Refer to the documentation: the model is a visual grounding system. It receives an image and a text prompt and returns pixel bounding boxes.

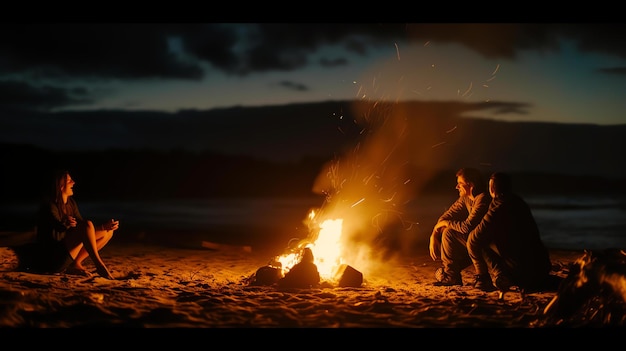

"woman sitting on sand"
[22,170,119,279]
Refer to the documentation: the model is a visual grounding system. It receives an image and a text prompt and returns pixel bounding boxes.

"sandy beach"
[0,227,605,330]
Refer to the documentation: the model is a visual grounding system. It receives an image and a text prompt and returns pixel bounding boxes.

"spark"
[403,179,411,184]
[486,76,496,82]
[431,141,446,148]
[381,192,396,202]
[483,84,489,88]
[356,85,364,98]
[491,64,500,76]
[446,126,457,133]
[461,82,473,98]
[403,221,417,231]
[395,42,401,61]
[351,198,365,208]
[424,41,430,47]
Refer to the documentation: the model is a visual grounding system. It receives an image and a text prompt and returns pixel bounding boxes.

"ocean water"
[2,194,625,251]
[526,195,626,250]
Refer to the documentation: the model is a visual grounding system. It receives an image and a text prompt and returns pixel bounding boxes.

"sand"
[0,229,600,330]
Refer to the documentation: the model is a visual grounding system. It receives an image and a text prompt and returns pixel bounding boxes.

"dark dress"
[14,198,80,273]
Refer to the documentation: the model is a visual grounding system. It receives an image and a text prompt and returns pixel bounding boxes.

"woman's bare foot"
[65,264,93,277]
[95,265,115,280]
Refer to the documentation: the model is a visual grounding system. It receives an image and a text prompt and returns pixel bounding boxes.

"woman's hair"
[456,167,487,196]
[48,169,70,213]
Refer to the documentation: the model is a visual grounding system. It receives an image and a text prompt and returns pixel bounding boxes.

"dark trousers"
[440,227,471,278]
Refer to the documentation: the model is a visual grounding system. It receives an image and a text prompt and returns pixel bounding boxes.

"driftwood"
[0,230,36,247]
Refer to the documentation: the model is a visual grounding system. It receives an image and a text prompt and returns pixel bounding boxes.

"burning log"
[334,264,363,287]
[249,256,283,286]
[251,265,283,286]
[278,247,320,289]
[543,248,626,326]
[249,212,365,288]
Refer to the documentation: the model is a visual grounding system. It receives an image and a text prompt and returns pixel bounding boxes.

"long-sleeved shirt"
[36,197,84,243]
[472,193,548,262]
[469,192,551,279]
[436,192,491,235]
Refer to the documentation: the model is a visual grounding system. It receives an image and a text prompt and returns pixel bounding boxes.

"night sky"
[1,23,625,158]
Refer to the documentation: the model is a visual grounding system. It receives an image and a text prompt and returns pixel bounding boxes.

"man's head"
[489,172,513,198]
[455,167,486,198]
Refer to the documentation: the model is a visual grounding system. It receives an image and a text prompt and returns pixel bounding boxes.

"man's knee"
[441,228,463,243]
[466,233,481,252]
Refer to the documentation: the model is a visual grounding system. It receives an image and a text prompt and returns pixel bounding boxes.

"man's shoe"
[433,267,462,286]
[473,274,496,291]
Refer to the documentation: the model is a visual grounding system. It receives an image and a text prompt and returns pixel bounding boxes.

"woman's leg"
[72,223,114,269]
[64,220,114,279]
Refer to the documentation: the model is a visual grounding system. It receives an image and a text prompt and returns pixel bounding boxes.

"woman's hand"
[66,216,77,228]
[103,219,120,231]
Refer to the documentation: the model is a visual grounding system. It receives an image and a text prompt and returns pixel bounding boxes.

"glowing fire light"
[277,211,345,280]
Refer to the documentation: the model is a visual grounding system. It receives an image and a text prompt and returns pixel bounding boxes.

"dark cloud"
[479,101,531,115]
[0,23,624,112]
[2,23,624,82]
[0,23,203,80]
[319,57,348,68]
[0,80,92,110]
[556,23,626,59]
[277,81,309,92]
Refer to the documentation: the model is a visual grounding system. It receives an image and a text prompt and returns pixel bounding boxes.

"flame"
[276,211,345,281]
[310,218,344,277]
